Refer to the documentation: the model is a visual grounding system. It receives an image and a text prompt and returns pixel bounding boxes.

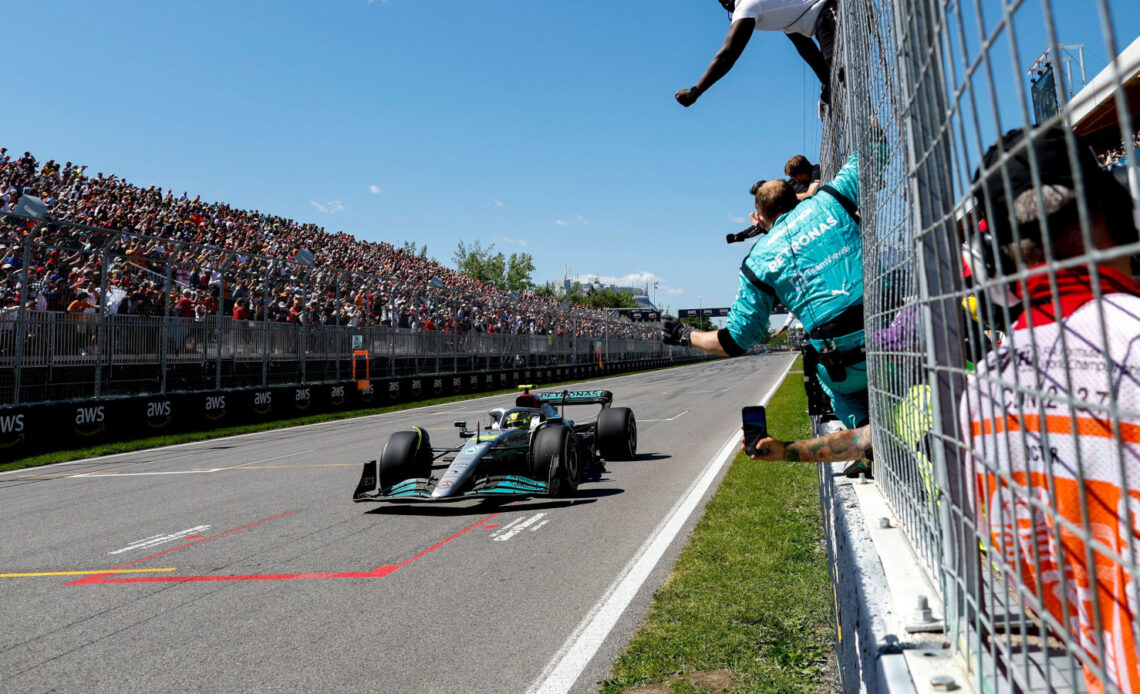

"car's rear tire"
[531,424,580,497]
[596,407,637,461]
[378,428,432,488]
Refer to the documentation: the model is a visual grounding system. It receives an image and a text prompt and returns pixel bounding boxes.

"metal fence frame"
[829,0,1140,691]
[0,215,694,405]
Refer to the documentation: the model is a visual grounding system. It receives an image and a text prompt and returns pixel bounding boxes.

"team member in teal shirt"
[663,151,868,429]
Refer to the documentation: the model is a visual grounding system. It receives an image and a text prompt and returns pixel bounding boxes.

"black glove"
[661,316,692,346]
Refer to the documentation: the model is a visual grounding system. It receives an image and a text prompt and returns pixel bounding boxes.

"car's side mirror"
[454,420,467,428]
[455,420,474,439]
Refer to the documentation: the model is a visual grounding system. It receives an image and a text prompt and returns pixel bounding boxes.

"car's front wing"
[353,460,549,503]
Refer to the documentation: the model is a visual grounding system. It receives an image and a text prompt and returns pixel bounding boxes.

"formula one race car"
[353,386,637,503]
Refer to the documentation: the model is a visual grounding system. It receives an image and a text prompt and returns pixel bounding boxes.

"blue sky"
[3,1,1137,313]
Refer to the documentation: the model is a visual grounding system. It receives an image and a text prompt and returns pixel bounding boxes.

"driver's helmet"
[503,411,530,430]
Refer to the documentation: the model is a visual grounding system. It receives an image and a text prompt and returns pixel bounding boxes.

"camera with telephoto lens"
[726,224,765,244]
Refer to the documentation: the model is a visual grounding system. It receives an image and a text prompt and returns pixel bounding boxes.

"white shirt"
[958,292,1140,689]
[732,0,829,36]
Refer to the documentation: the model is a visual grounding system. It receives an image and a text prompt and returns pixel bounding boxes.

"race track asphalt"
[0,353,796,694]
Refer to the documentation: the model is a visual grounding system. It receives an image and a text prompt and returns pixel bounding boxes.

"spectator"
[1096,127,1140,169]
[232,297,251,321]
[675,0,838,108]
[0,146,659,342]
[663,149,868,430]
[784,154,821,200]
[964,125,1140,692]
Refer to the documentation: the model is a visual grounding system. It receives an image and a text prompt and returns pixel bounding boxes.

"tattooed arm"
[745,425,872,463]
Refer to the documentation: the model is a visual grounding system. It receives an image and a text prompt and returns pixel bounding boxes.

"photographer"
[785,155,822,200]
[663,150,868,430]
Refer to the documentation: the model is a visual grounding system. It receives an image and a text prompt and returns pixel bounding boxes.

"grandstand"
[1069,34,1140,168]
[0,150,681,407]
[0,151,653,340]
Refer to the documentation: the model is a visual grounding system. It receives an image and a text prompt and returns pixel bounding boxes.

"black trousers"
[787,0,837,88]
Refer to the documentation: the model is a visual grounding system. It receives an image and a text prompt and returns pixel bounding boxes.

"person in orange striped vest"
[962,125,1140,693]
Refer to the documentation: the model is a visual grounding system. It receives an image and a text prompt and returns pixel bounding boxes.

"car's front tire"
[531,424,580,497]
[378,427,433,488]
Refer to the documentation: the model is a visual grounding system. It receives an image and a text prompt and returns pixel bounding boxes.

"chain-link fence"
[0,213,693,405]
[827,0,1139,691]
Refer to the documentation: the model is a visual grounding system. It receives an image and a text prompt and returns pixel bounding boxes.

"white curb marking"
[109,525,211,555]
[525,355,795,694]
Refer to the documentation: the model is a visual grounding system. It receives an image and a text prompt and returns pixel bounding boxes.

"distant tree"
[505,252,535,292]
[681,316,715,331]
[453,240,534,291]
[559,284,640,310]
[533,281,558,298]
[400,240,429,259]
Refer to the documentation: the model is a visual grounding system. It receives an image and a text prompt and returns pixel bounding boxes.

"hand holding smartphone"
[741,406,768,455]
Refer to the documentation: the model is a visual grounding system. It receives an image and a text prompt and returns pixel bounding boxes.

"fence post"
[94,242,113,398]
[12,221,44,405]
[299,283,307,383]
[160,261,172,393]
[891,0,975,643]
[260,270,270,387]
[334,272,342,381]
[216,254,233,390]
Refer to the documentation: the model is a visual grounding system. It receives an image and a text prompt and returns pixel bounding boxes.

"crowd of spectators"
[0,148,654,341]
[1097,128,1140,168]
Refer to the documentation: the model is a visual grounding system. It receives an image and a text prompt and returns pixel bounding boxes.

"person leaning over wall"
[675,0,839,108]
[785,155,822,200]
[662,148,868,433]
[963,124,1139,693]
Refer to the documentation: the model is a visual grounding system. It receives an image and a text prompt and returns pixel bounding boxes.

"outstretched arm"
[676,18,755,107]
[746,425,872,462]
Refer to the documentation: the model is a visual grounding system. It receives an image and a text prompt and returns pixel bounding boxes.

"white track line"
[525,355,795,694]
[639,410,688,423]
[66,450,315,478]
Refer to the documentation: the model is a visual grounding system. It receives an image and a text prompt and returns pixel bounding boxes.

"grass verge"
[600,357,838,693]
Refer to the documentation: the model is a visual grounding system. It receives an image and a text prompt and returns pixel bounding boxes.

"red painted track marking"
[70,513,499,585]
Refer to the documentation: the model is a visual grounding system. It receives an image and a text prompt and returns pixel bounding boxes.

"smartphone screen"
[742,406,767,454]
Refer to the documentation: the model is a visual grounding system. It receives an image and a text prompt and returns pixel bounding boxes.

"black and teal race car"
[352,386,637,503]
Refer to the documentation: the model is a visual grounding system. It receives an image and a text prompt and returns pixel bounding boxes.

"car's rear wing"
[536,389,613,406]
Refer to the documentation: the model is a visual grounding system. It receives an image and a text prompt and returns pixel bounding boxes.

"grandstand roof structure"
[1069,35,1140,138]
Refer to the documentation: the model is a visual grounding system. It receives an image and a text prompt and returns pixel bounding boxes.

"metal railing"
[828,0,1139,691]
[0,215,693,405]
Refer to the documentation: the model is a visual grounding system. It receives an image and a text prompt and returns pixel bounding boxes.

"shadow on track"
[363,487,624,516]
[631,452,670,461]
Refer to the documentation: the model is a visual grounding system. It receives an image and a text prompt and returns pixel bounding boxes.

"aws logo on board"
[0,413,25,448]
[295,388,312,411]
[74,406,106,437]
[359,385,375,404]
[329,385,345,407]
[204,395,227,421]
[411,379,423,397]
[145,400,172,430]
[432,378,444,395]
[387,381,400,401]
[253,391,273,415]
